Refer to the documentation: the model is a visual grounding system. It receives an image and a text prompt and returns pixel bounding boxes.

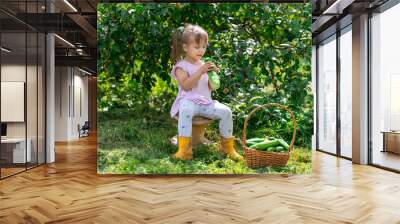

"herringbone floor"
[1,134,400,224]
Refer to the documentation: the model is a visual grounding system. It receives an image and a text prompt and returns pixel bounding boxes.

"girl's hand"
[198,62,218,74]
[209,62,219,72]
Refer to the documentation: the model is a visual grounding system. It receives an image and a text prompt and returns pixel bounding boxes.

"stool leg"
[192,124,206,147]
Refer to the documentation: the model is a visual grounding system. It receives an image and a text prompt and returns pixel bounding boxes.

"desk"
[381,131,400,154]
[1,138,31,163]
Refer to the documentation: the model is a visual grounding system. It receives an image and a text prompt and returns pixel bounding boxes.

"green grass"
[97,108,312,175]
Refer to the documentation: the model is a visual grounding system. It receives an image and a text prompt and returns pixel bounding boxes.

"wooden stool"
[171,116,214,147]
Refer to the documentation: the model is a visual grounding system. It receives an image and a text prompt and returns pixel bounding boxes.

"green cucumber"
[265,146,286,152]
[249,139,280,150]
[277,139,289,150]
[276,146,285,151]
[208,71,220,90]
[247,137,265,143]
[266,147,276,152]
[246,138,265,146]
[276,146,285,152]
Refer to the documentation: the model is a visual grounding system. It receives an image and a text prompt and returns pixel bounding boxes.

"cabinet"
[382,131,400,154]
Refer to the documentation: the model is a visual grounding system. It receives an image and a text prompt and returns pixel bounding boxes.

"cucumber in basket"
[246,137,265,146]
[266,147,276,152]
[247,137,265,142]
[276,139,289,150]
[266,146,286,152]
[248,138,290,152]
[249,139,280,150]
[246,136,278,146]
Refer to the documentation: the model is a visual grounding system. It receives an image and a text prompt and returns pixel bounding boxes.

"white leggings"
[178,99,233,138]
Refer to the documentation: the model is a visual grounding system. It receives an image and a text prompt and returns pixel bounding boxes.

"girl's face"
[183,38,207,62]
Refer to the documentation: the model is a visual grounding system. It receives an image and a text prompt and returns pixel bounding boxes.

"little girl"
[169,23,243,161]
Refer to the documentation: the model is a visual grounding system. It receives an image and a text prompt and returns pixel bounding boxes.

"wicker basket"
[237,103,297,168]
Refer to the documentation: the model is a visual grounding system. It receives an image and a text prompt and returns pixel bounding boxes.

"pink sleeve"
[171,61,187,80]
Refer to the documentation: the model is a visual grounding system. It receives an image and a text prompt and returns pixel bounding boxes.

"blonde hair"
[171,23,208,63]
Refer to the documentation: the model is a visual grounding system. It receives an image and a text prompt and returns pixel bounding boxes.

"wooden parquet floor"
[1,134,400,224]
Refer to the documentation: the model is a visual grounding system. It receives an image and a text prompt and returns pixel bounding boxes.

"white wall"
[55,66,89,141]
[55,66,69,141]
[1,65,26,81]
[72,72,89,138]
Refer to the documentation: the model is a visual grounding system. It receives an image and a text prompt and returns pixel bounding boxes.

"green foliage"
[97,108,311,174]
[97,3,313,148]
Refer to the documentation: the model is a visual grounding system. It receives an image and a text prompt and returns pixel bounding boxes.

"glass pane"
[0,0,46,178]
[340,27,352,158]
[371,4,400,171]
[27,31,38,169]
[26,0,39,169]
[318,35,337,154]
[38,32,45,165]
[1,31,27,177]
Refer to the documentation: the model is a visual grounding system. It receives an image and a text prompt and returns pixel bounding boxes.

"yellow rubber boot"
[173,136,193,160]
[219,136,244,161]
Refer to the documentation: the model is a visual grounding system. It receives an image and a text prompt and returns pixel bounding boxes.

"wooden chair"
[171,116,214,147]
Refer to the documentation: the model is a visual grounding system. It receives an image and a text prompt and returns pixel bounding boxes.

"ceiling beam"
[312,15,336,33]
[55,55,97,73]
[66,13,97,47]
[102,0,307,2]
[322,0,356,15]
[11,13,82,32]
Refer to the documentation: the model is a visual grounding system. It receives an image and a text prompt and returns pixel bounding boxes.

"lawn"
[97,108,312,175]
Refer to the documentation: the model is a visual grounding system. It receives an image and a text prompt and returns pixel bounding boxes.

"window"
[340,26,352,158]
[317,35,337,154]
[370,3,400,171]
